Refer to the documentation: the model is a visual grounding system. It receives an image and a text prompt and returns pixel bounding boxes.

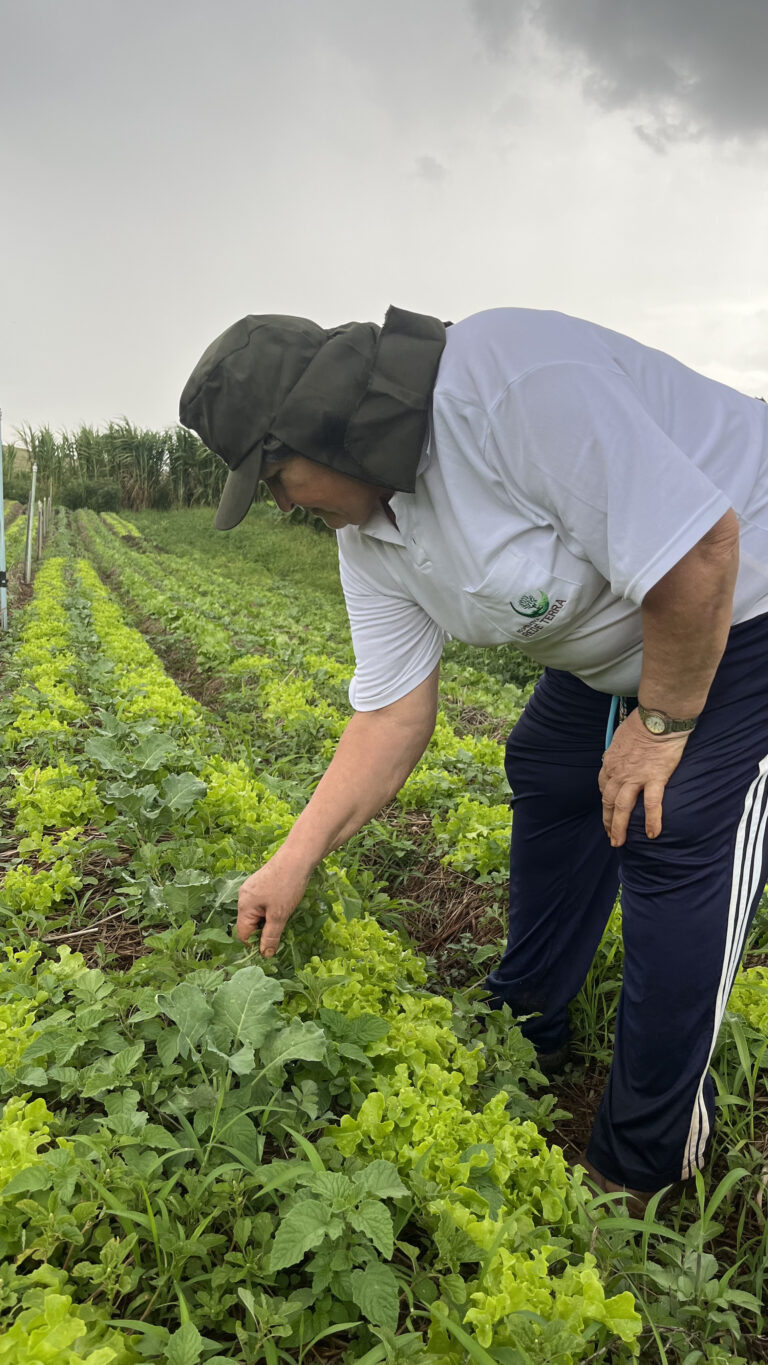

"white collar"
[357,437,431,544]
[358,497,405,545]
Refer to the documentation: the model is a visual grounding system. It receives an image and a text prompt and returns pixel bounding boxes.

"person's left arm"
[599,508,740,847]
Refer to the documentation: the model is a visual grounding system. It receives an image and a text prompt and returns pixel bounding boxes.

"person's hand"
[236,855,310,956]
[598,709,690,847]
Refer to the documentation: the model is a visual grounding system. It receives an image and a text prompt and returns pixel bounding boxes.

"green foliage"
[445,638,543,693]
[59,479,121,513]
[727,964,768,1031]
[433,797,511,882]
[100,513,142,539]
[15,421,227,511]
[2,477,32,503]
[3,505,764,1362]
[0,964,41,1075]
[1,557,88,746]
[429,1246,639,1360]
[1,858,84,915]
[0,1096,53,1193]
[0,1266,138,1363]
[8,760,104,838]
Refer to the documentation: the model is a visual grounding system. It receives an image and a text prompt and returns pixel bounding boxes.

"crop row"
[0,527,645,1361]
[89,507,529,735]
[78,511,516,884]
[93,507,768,1358]
[76,511,768,1030]
[1,507,36,570]
[100,513,143,539]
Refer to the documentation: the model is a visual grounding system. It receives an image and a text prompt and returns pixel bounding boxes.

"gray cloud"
[415,154,449,182]
[472,0,768,145]
[0,0,765,431]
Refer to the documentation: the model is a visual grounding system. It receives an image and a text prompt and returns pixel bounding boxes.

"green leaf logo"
[510,589,549,618]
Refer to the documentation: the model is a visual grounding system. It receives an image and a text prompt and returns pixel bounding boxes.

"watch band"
[637,704,699,736]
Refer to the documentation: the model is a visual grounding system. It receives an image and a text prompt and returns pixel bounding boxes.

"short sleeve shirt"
[338,309,768,709]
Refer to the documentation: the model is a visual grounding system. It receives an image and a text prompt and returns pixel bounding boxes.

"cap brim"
[213,446,264,530]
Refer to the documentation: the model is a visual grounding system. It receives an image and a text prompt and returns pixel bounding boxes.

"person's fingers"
[257,911,288,958]
[600,774,619,834]
[607,785,640,847]
[236,897,266,944]
[604,777,668,846]
[642,779,667,839]
[236,895,289,956]
[235,864,308,955]
[598,717,688,846]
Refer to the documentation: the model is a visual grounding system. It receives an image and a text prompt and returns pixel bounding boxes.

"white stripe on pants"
[682,753,768,1179]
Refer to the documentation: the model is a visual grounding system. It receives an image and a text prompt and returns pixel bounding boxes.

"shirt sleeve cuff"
[348,641,444,711]
[625,491,733,603]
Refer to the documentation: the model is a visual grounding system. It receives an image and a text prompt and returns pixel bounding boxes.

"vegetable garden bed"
[0,506,765,1363]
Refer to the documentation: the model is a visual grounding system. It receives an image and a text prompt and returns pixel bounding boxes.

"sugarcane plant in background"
[14,421,228,511]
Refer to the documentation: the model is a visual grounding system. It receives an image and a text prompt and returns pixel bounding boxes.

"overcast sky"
[2,0,767,442]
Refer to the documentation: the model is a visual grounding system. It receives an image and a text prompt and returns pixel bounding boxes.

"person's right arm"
[236,664,440,954]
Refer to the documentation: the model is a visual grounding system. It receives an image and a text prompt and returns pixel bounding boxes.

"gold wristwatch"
[637,704,699,736]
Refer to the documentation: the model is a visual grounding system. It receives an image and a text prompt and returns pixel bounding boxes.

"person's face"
[262,453,390,530]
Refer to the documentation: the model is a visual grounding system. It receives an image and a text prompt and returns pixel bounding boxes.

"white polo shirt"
[338,309,768,709]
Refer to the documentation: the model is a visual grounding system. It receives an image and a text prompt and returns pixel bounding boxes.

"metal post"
[0,407,8,631]
[24,462,38,584]
[36,502,43,559]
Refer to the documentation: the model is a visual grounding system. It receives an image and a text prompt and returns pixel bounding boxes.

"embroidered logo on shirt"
[516,597,567,638]
[510,590,549,618]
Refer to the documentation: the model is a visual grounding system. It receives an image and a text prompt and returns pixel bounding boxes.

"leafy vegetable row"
[0,531,645,1361]
[78,511,517,879]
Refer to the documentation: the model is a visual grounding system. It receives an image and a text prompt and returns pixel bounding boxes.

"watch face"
[644,713,667,735]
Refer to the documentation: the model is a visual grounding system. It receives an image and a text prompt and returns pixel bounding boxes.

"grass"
[129,501,542,694]
[130,503,347,600]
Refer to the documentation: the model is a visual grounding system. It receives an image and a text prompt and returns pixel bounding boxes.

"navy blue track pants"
[485,613,768,1191]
